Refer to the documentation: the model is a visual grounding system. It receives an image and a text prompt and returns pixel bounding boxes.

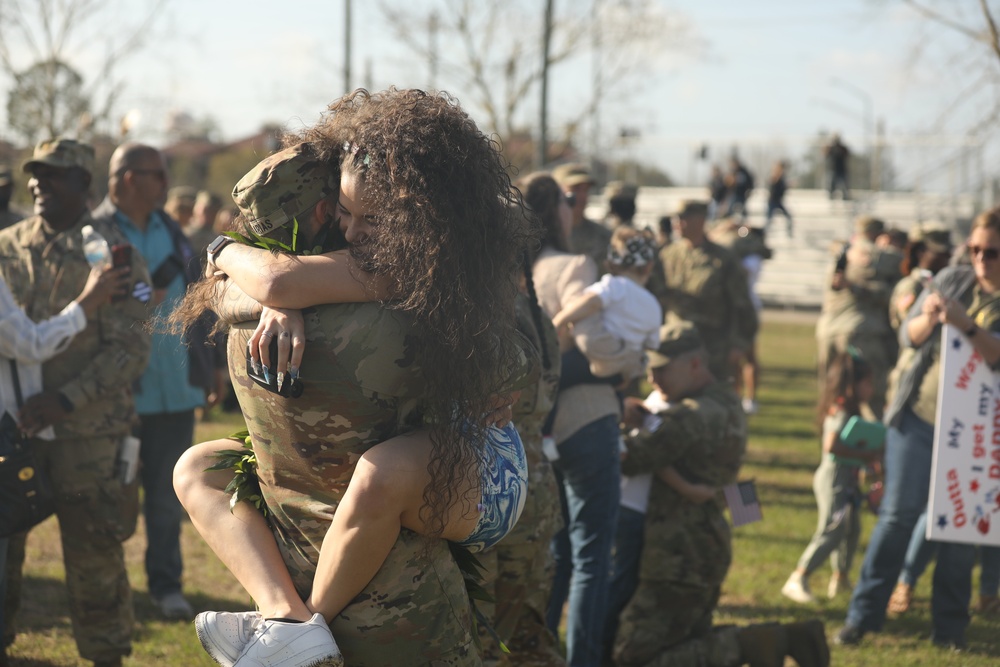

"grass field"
[5,315,1000,665]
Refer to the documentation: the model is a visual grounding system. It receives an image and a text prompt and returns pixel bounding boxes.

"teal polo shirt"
[116,209,205,414]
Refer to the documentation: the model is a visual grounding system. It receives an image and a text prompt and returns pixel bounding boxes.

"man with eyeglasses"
[554,162,612,272]
[0,138,152,667]
[92,143,224,621]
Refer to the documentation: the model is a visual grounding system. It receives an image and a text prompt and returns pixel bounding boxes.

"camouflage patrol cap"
[552,163,594,188]
[232,143,337,237]
[911,223,953,254]
[0,165,12,185]
[647,321,703,369]
[22,138,95,175]
[855,215,885,237]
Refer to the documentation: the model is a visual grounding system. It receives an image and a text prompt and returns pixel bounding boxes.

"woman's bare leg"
[174,439,313,621]
[306,431,480,622]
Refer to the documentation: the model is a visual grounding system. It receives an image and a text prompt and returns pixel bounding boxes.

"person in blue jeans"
[837,209,1000,648]
[524,171,645,666]
[889,513,1000,615]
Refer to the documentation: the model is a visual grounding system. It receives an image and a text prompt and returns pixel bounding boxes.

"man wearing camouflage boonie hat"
[180,142,482,665]
[0,137,152,667]
[611,322,830,667]
[553,162,612,270]
[651,200,758,381]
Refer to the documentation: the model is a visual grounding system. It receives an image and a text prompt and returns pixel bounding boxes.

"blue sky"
[0,0,991,187]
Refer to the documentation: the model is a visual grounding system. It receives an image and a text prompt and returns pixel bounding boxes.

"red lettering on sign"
[948,469,967,527]
[957,352,983,390]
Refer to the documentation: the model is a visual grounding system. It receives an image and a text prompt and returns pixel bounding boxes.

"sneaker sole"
[195,614,239,667]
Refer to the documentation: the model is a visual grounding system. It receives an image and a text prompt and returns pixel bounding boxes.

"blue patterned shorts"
[455,422,528,552]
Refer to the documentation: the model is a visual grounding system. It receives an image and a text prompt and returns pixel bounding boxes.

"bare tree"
[0,0,166,143]
[378,0,702,159]
[899,0,1000,136]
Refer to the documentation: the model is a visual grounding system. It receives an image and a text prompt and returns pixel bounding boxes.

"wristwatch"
[206,235,235,276]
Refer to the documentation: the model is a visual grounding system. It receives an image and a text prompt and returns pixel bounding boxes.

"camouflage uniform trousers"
[478,456,565,667]
[4,434,137,662]
[612,581,741,667]
[816,331,892,418]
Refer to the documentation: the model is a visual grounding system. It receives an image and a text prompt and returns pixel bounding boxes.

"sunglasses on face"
[968,245,1000,261]
[564,192,576,208]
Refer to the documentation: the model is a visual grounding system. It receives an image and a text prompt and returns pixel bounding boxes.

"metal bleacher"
[590,187,981,311]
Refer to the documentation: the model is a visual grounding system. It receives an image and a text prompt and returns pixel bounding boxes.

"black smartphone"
[111,243,132,269]
[110,243,132,301]
[245,337,304,398]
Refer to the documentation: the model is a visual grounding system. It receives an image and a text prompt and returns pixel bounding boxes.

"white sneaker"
[742,398,759,415]
[781,572,815,604]
[234,613,343,667]
[196,610,262,666]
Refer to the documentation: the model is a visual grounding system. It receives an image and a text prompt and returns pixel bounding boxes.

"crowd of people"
[793,209,1000,651]
[0,86,994,667]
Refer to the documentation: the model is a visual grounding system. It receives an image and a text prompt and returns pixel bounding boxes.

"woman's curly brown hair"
[305,88,531,534]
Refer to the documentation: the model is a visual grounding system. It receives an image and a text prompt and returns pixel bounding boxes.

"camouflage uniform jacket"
[0,212,151,438]
[621,380,746,588]
[570,217,613,272]
[816,238,902,340]
[656,240,758,371]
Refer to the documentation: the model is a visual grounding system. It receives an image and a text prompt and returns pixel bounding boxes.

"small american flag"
[724,480,763,527]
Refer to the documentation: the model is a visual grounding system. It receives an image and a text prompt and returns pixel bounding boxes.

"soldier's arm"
[57,254,152,410]
[622,407,704,476]
[213,278,264,325]
[215,246,392,309]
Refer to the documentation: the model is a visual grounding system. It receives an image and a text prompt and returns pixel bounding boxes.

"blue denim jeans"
[138,410,196,599]
[602,505,645,661]
[981,546,1000,597]
[546,415,621,667]
[845,409,975,642]
[899,511,937,587]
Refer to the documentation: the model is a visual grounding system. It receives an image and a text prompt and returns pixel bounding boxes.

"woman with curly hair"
[173,89,535,667]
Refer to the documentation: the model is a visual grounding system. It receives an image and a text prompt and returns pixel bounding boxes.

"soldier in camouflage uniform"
[553,163,612,271]
[0,138,152,667]
[177,87,534,666]
[816,216,902,418]
[477,289,565,667]
[612,322,829,667]
[173,143,481,666]
[652,201,758,381]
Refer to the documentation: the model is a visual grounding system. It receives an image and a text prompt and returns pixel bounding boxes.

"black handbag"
[0,359,55,538]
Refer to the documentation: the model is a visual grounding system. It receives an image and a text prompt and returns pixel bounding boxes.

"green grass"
[6,317,1000,665]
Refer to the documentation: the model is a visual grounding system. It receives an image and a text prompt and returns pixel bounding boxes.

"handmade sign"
[927,324,1000,546]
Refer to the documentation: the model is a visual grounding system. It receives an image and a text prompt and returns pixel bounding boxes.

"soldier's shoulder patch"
[132,280,152,303]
